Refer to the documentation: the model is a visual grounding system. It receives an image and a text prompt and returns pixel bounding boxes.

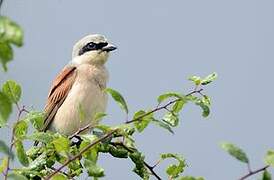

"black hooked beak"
[102,44,117,52]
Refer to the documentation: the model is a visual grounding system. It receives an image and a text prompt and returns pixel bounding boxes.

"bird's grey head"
[72,34,117,65]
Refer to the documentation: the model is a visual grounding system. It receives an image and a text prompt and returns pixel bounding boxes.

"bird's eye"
[87,42,96,50]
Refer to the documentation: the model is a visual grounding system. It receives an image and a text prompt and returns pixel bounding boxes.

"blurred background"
[1,0,274,179]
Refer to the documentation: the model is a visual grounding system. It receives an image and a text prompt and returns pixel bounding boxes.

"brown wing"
[42,65,77,132]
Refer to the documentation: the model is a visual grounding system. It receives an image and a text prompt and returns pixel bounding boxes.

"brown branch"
[44,129,117,180]
[4,105,28,180]
[110,142,162,180]
[126,88,203,124]
[151,159,161,169]
[238,165,269,180]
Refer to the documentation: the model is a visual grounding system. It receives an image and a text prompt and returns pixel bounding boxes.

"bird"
[38,34,116,139]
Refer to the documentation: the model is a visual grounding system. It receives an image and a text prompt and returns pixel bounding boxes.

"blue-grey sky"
[1,0,274,179]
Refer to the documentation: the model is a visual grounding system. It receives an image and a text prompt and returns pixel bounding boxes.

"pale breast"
[50,64,108,135]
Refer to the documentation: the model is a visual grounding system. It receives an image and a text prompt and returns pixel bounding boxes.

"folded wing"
[42,65,77,132]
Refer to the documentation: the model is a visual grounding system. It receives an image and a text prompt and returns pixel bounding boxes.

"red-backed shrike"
[41,34,116,136]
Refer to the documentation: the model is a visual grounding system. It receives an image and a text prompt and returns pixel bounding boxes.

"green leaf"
[14,120,28,139]
[201,72,218,85]
[188,76,201,86]
[160,153,186,178]
[163,112,179,127]
[0,157,8,173]
[15,140,29,166]
[27,132,54,144]
[157,92,184,104]
[202,95,211,106]
[133,110,153,132]
[51,173,68,180]
[0,42,13,71]
[152,119,174,134]
[172,100,185,113]
[84,159,105,177]
[198,102,210,117]
[0,91,12,127]
[264,150,274,167]
[105,88,128,114]
[52,136,70,153]
[262,170,272,180]
[24,111,44,130]
[0,16,23,71]
[2,80,21,103]
[94,112,107,122]
[0,16,24,47]
[188,96,210,117]
[8,172,28,180]
[79,136,100,163]
[220,142,249,163]
[0,140,13,159]
[129,151,149,179]
[68,161,82,177]
[109,145,128,158]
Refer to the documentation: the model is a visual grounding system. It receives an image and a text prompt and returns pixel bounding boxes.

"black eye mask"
[78,42,108,56]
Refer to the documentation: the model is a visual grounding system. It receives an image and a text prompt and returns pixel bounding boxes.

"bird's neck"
[73,62,109,90]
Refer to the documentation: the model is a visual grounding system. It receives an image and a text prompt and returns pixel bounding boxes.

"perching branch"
[238,165,270,180]
[126,88,203,124]
[44,129,117,180]
[69,123,96,140]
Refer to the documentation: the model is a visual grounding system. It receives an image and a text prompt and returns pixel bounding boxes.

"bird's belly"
[50,81,107,135]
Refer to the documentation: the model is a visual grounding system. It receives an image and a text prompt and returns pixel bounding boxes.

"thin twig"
[4,104,28,180]
[44,129,117,180]
[152,159,161,169]
[238,165,269,180]
[126,88,203,124]
[69,123,96,139]
[144,161,162,180]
